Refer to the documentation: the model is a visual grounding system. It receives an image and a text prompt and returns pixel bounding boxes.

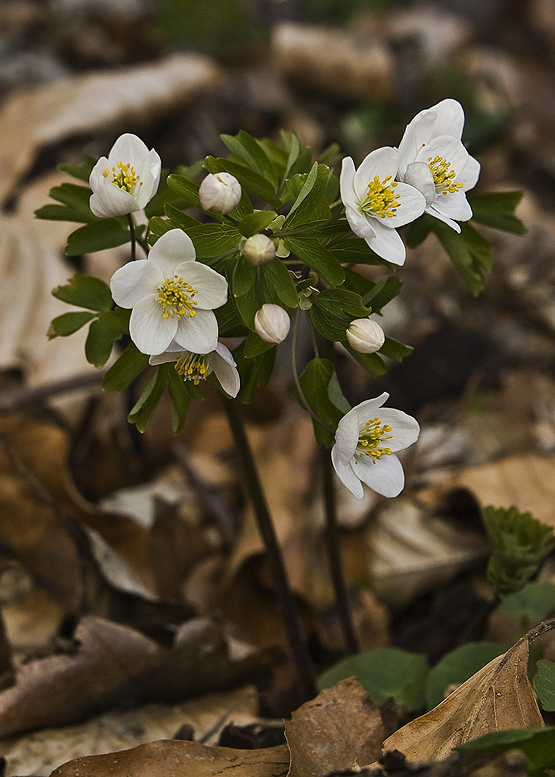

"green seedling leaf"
[457,727,555,776]
[533,659,555,711]
[260,258,298,308]
[52,275,113,312]
[426,642,508,710]
[498,582,555,626]
[318,647,429,714]
[481,504,555,597]
[285,237,344,287]
[297,358,344,447]
[221,130,279,191]
[65,218,131,255]
[128,368,167,433]
[469,191,527,235]
[237,209,277,238]
[47,311,96,338]
[102,343,150,393]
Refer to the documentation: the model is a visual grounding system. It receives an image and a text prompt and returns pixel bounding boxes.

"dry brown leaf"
[0,616,158,737]
[379,627,545,763]
[455,454,555,528]
[51,739,290,777]
[285,677,384,777]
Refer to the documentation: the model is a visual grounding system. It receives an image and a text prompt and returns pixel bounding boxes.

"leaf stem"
[291,309,334,434]
[221,396,317,701]
[321,444,359,655]
[127,214,136,261]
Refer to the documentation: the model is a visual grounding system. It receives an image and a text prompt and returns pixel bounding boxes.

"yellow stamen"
[157,275,198,320]
[427,156,463,195]
[103,159,143,193]
[362,175,399,218]
[174,353,209,385]
[355,417,393,463]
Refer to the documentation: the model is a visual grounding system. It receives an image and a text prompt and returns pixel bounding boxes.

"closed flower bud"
[254,304,290,344]
[242,234,276,266]
[346,318,385,354]
[199,172,241,214]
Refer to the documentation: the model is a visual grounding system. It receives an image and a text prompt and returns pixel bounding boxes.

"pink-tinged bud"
[242,234,276,266]
[346,318,385,354]
[254,304,290,344]
[199,172,241,214]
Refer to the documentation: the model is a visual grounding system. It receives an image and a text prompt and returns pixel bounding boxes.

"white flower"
[242,234,276,266]
[331,392,420,499]
[89,133,161,218]
[199,172,242,214]
[346,318,385,354]
[340,147,426,266]
[110,228,228,356]
[254,304,290,344]
[397,99,481,232]
[150,341,240,397]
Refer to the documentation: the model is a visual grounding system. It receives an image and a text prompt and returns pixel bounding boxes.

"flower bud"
[346,318,385,354]
[254,304,290,344]
[242,234,276,266]
[199,172,241,214]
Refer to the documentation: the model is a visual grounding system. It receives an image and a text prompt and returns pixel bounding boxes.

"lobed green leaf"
[52,274,113,312]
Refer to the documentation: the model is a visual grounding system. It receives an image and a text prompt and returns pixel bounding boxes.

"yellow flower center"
[103,160,142,193]
[362,176,399,218]
[427,156,463,195]
[356,417,393,462]
[175,353,209,385]
[157,275,198,320]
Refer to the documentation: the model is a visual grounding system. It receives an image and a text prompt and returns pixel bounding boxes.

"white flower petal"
[134,148,162,209]
[149,228,197,277]
[149,348,182,366]
[433,190,473,222]
[427,204,461,232]
[426,98,465,140]
[353,147,399,201]
[332,447,364,499]
[380,181,425,228]
[209,343,240,397]
[89,174,140,218]
[110,260,164,308]
[373,408,420,452]
[403,162,436,207]
[173,261,228,310]
[130,294,178,354]
[415,135,469,178]
[334,408,361,466]
[174,308,219,354]
[365,220,406,265]
[352,393,389,424]
[108,133,150,166]
[345,205,375,240]
[458,155,481,192]
[354,453,405,497]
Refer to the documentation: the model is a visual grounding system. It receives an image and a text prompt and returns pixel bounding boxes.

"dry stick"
[0,371,105,413]
[221,396,317,701]
[320,445,360,655]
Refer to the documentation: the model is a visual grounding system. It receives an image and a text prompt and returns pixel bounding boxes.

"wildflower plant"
[38,101,526,696]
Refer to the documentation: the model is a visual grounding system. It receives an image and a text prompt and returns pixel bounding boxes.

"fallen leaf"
[285,678,385,777]
[51,739,290,777]
[379,624,548,763]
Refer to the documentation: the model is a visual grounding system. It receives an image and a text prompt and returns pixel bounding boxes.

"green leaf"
[362,276,402,313]
[65,218,130,256]
[318,647,429,714]
[457,727,555,775]
[481,504,555,597]
[58,154,96,182]
[280,130,301,185]
[405,214,435,249]
[164,202,199,231]
[128,368,167,433]
[52,275,113,312]
[226,187,254,220]
[498,582,555,626]
[310,305,347,342]
[433,220,492,296]
[425,642,508,710]
[380,337,413,362]
[260,258,298,308]
[344,342,389,377]
[533,659,555,711]
[85,318,119,368]
[164,364,191,434]
[331,236,386,266]
[102,343,150,393]
[243,330,276,358]
[297,358,343,447]
[166,174,202,209]
[204,156,282,209]
[221,130,278,191]
[237,209,277,238]
[469,191,527,235]
[35,181,96,223]
[186,222,242,259]
[316,288,371,321]
[232,254,257,297]
[97,307,131,335]
[148,216,173,240]
[285,237,344,287]
[234,341,276,403]
[327,370,351,414]
[283,162,331,229]
[232,271,263,330]
[47,311,96,338]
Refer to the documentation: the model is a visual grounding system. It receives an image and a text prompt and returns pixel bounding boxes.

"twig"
[0,371,104,413]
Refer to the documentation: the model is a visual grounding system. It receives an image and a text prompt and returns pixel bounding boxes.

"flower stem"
[127,214,136,261]
[222,396,317,701]
[321,445,360,655]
